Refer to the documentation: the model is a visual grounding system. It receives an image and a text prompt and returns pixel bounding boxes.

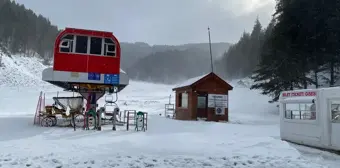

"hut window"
[331,100,340,122]
[197,96,206,108]
[104,38,116,56]
[179,92,188,108]
[75,35,88,54]
[90,37,102,55]
[284,103,316,120]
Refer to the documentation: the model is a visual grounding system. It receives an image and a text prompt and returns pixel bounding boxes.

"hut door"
[197,92,208,119]
[330,99,340,148]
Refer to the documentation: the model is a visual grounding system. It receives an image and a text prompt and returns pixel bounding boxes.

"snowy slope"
[0,53,339,168]
[0,54,277,123]
[0,54,50,87]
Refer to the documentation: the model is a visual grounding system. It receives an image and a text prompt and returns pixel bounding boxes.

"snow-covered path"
[1,80,340,167]
[0,116,329,168]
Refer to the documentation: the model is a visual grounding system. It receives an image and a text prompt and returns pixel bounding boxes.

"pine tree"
[320,0,340,86]
[221,18,265,79]
[251,16,301,102]
[250,0,309,101]
[247,17,263,75]
[251,0,340,101]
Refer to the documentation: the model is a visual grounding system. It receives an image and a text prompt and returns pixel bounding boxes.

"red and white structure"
[41,27,129,130]
[279,88,340,151]
[42,27,129,91]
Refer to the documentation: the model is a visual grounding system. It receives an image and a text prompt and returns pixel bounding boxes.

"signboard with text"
[281,91,317,97]
[104,74,120,84]
[88,72,101,81]
[208,94,228,108]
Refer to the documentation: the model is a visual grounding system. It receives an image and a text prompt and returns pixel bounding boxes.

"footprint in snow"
[3,158,11,162]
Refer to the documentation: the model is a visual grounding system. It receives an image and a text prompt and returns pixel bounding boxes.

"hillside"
[120,42,230,70]
[0,49,205,87]
[0,50,49,87]
[127,48,214,83]
[0,48,277,119]
[0,0,59,61]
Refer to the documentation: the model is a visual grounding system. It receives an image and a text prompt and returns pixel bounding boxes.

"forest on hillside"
[0,0,59,62]
[120,42,230,70]
[215,18,265,79]
[126,48,212,84]
[216,0,340,102]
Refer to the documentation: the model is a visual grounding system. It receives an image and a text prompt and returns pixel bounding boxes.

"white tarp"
[53,97,84,111]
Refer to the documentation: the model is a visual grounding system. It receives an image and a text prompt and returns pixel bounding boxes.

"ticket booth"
[279,88,340,151]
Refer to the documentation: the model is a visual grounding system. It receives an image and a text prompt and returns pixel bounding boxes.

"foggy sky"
[13,0,275,45]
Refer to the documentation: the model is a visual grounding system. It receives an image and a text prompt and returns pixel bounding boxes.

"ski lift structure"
[102,92,125,130]
[37,27,138,131]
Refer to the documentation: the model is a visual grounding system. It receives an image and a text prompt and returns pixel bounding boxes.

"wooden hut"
[172,72,233,122]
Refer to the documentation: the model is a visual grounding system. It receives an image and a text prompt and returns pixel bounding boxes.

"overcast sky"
[14,0,275,45]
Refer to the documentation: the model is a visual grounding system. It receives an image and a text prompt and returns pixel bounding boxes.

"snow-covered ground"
[0,54,339,168]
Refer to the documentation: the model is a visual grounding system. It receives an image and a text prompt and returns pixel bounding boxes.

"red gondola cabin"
[54,28,121,75]
[42,27,129,91]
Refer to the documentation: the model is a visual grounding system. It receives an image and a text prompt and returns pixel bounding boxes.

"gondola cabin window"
[104,38,116,56]
[75,35,88,54]
[59,34,116,57]
[90,37,102,55]
[284,103,316,120]
[59,34,74,53]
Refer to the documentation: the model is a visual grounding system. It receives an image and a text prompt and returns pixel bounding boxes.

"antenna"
[208,27,214,72]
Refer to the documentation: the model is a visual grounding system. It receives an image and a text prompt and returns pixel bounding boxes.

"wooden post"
[34,91,43,125]
[126,111,129,131]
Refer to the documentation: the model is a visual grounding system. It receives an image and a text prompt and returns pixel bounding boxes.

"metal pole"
[208,27,214,72]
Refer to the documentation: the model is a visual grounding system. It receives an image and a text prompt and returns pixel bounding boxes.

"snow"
[174,72,233,89]
[0,54,339,168]
[174,73,208,89]
[120,68,126,73]
[0,54,50,87]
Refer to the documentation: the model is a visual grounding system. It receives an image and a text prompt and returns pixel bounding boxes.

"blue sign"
[104,74,120,84]
[111,74,119,84]
[94,73,100,80]
[104,74,111,83]
[88,72,101,81]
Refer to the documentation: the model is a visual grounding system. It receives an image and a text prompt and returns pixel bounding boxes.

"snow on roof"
[174,73,209,89]
[120,69,126,74]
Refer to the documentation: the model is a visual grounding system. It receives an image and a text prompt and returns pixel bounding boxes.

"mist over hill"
[126,48,211,84]
[120,42,230,70]
[121,42,231,83]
